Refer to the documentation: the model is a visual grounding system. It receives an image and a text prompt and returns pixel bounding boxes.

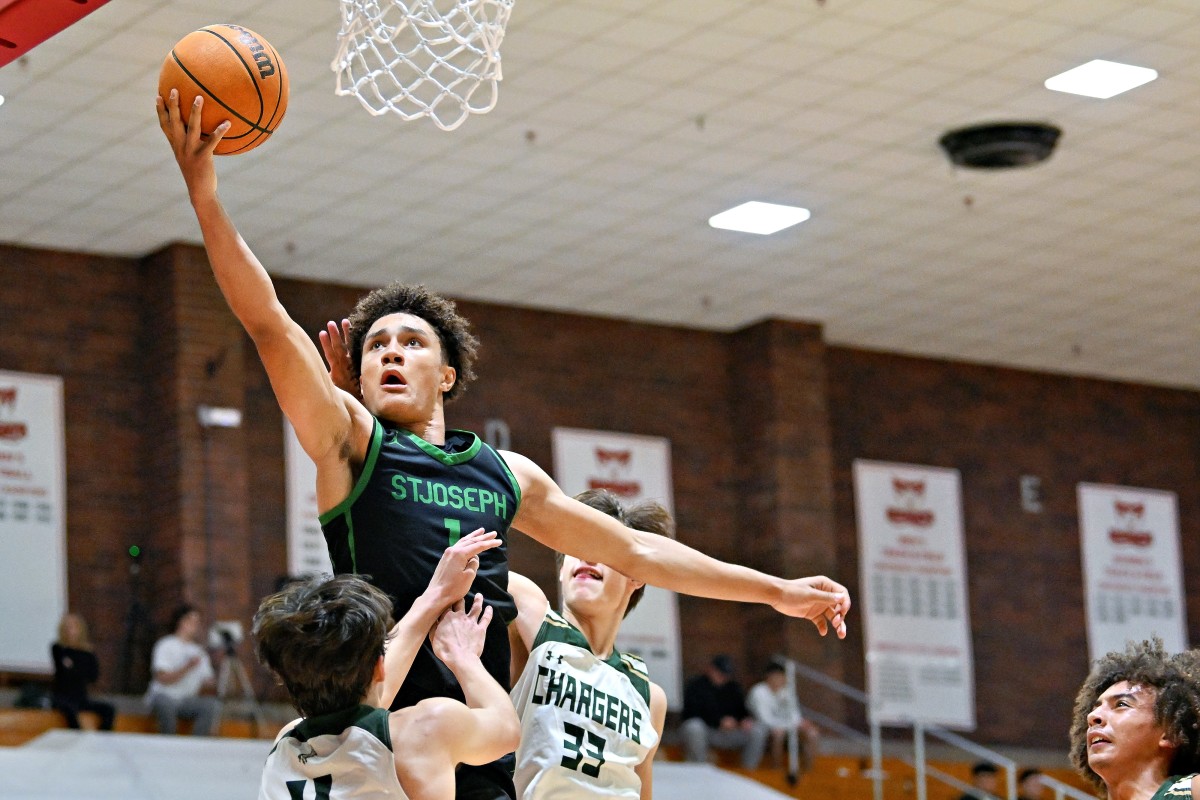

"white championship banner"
[854,460,975,729]
[0,371,67,672]
[284,420,333,578]
[552,427,683,708]
[1078,483,1187,662]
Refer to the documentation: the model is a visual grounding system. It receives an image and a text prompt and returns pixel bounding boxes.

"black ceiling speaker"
[938,122,1062,169]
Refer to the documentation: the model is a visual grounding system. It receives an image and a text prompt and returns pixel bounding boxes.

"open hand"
[426,528,501,608]
[318,318,360,397]
[431,593,492,666]
[773,576,851,638]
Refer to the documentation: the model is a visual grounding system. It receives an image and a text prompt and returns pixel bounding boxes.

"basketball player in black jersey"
[159,93,851,800]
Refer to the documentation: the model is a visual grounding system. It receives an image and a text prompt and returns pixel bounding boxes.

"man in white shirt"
[746,660,819,775]
[145,604,219,735]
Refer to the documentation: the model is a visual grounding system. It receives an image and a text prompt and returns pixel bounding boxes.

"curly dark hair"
[253,574,394,718]
[346,282,480,402]
[1069,638,1200,794]
[555,489,674,618]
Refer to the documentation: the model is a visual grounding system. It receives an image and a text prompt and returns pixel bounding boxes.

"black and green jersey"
[320,418,521,703]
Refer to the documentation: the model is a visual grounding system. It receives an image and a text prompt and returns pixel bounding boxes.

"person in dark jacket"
[51,612,115,730]
[680,654,768,768]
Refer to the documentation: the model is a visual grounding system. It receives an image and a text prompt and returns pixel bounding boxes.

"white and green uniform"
[1154,774,1198,799]
[260,705,407,800]
[511,610,658,799]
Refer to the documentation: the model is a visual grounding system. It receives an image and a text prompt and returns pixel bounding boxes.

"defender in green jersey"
[160,92,851,800]
[508,490,671,800]
[1070,639,1200,800]
[255,530,519,800]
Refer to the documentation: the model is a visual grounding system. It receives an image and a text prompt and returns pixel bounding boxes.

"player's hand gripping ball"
[158,24,289,155]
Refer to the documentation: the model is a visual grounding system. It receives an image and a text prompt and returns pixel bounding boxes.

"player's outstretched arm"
[505,452,851,636]
[635,683,668,800]
[430,595,521,762]
[155,92,359,479]
[506,572,550,683]
[377,529,501,705]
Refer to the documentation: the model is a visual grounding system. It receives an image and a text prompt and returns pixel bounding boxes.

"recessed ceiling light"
[708,201,810,235]
[0,95,5,108]
[1044,59,1157,99]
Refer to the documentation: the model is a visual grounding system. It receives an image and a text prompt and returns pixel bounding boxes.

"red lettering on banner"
[1109,529,1152,547]
[0,387,16,408]
[1114,501,1144,517]
[588,479,640,498]
[594,448,632,466]
[887,508,934,526]
[0,422,27,441]
[887,474,936,527]
[1,484,45,496]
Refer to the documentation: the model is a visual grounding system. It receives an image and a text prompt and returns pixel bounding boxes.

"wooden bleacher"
[0,707,271,747]
[5,707,1098,800]
[658,745,1096,800]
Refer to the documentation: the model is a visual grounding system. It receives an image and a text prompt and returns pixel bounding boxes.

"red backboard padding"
[0,0,113,68]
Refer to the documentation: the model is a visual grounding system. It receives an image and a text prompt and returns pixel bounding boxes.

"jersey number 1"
[286,774,332,799]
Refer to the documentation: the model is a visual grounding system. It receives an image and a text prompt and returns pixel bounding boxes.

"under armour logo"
[546,648,564,665]
[297,744,317,764]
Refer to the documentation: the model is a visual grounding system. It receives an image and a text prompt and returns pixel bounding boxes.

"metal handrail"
[778,657,1100,800]
[784,658,882,800]
[1041,774,1100,800]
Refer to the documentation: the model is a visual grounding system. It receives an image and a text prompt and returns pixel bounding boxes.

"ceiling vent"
[938,122,1062,169]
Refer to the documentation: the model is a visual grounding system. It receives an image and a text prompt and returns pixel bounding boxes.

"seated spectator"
[51,612,115,730]
[746,659,819,774]
[1017,768,1045,800]
[957,762,999,800]
[145,604,220,735]
[680,654,768,769]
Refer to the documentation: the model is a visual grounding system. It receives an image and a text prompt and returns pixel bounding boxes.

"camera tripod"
[213,632,267,736]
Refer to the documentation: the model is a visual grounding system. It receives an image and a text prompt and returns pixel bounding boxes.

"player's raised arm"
[431,594,520,762]
[506,572,550,683]
[635,683,668,800]
[156,92,361,482]
[377,529,501,705]
[504,451,851,637]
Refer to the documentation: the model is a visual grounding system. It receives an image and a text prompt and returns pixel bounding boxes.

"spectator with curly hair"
[1069,638,1200,800]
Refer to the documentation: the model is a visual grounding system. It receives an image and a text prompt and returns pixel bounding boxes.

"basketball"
[158,24,289,156]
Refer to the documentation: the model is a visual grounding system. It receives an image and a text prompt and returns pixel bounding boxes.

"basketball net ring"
[333,0,515,131]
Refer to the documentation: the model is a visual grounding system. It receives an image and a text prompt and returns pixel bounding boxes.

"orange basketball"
[158,24,288,156]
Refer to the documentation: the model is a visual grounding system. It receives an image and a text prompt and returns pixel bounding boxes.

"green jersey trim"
[269,705,392,756]
[265,705,391,758]
[532,610,651,705]
[1153,774,1198,799]
[317,419,385,527]
[486,443,522,505]
[404,429,482,465]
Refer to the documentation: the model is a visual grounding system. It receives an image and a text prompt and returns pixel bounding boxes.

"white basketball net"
[332,0,515,132]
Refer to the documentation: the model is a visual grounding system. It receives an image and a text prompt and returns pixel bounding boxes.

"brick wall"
[4,240,1199,751]
[0,244,152,690]
[826,347,1200,748]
